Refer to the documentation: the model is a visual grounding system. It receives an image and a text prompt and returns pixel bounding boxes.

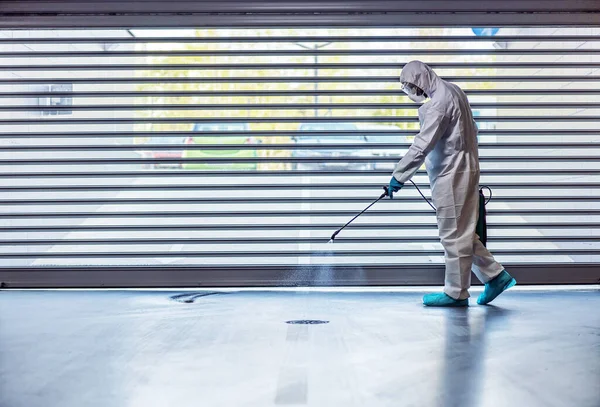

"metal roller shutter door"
[0,6,599,287]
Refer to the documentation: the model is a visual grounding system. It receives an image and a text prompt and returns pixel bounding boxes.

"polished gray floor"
[1,288,599,407]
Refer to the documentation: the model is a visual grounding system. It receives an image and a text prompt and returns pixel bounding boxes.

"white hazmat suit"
[393,61,504,300]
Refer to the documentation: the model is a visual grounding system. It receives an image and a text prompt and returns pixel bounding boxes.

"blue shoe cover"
[477,270,516,305]
[423,292,469,307]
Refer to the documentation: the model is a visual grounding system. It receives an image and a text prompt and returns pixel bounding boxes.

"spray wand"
[328,186,389,243]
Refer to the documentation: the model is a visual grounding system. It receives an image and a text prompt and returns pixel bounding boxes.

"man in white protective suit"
[388,60,516,307]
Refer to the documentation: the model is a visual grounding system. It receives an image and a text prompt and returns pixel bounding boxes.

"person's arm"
[392,105,449,184]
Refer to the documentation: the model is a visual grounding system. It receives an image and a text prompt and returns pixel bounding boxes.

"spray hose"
[409,180,493,211]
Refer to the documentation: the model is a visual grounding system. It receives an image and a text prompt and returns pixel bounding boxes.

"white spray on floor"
[285,187,386,286]
[283,239,366,287]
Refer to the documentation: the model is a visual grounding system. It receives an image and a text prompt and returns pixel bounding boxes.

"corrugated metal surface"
[1,26,599,286]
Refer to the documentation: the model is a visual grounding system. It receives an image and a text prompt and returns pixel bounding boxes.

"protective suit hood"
[400,60,441,98]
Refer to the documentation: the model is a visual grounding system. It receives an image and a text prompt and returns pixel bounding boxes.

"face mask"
[401,81,428,103]
[406,93,427,103]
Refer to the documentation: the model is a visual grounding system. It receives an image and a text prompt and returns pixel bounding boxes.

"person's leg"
[437,214,473,300]
[471,236,504,283]
[422,207,474,306]
[473,238,517,304]
[441,170,480,300]
[423,172,478,306]
[438,207,478,300]
[472,233,517,305]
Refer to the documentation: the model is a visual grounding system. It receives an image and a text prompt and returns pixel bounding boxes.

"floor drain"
[286,320,329,325]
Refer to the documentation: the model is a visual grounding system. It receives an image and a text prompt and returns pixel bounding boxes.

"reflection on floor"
[1,288,598,407]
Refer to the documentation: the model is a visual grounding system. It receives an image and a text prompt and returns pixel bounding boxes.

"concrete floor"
[0,288,598,407]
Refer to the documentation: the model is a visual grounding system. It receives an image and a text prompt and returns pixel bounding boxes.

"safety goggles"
[401,82,426,98]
